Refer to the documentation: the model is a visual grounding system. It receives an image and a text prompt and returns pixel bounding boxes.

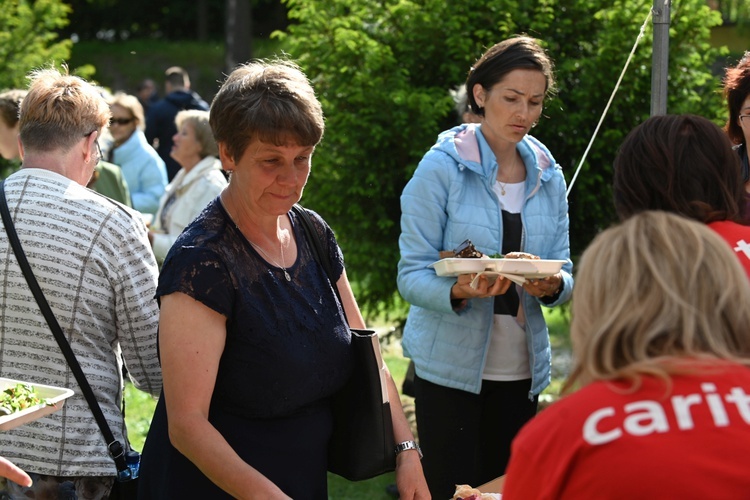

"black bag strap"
[0,180,129,474]
[291,204,349,324]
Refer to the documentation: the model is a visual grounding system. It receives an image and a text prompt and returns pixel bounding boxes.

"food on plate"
[504,251,540,260]
[441,239,530,261]
[452,483,501,500]
[0,383,49,416]
[440,239,500,260]
[453,239,485,259]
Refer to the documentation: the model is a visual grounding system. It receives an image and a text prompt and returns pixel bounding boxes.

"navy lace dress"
[138,199,353,499]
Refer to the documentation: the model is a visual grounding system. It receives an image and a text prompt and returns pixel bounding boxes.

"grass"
[124,312,571,499]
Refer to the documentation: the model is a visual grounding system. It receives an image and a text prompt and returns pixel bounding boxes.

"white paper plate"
[430,258,566,279]
[0,378,74,431]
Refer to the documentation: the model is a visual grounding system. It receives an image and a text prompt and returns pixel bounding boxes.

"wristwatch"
[394,440,423,459]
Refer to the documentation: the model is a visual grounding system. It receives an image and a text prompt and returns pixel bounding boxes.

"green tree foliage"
[0,0,74,178]
[711,0,750,28]
[0,0,72,90]
[276,0,725,317]
[61,0,288,42]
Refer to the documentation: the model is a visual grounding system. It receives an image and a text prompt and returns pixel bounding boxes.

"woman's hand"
[0,456,31,487]
[523,272,563,299]
[451,272,512,300]
[395,451,431,499]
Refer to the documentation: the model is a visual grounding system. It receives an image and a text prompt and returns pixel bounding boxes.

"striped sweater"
[0,168,162,477]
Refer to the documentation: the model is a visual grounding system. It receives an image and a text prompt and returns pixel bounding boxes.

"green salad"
[0,383,49,416]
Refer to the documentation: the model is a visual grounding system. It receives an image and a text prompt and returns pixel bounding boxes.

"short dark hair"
[0,89,27,127]
[613,114,745,223]
[165,66,189,88]
[465,36,556,117]
[209,59,324,161]
[722,52,750,145]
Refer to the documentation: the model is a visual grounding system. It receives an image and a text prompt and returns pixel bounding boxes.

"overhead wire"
[565,8,654,198]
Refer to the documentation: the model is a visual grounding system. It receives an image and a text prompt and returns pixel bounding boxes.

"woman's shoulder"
[422,125,475,168]
[520,134,558,171]
[291,204,331,235]
[174,200,226,242]
[134,130,165,164]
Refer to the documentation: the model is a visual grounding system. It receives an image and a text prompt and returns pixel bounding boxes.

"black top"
[138,200,353,499]
[494,210,522,316]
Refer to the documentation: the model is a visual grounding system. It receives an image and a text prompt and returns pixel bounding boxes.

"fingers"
[0,457,32,487]
[526,276,561,297]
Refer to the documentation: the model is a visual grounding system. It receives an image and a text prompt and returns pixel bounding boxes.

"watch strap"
[394,440,423,459]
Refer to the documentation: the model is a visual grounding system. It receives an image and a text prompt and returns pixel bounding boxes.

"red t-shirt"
[708,220,750,280]
[503,362,750,499]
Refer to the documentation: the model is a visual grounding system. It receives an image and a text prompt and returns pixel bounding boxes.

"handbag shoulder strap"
[0,180,129,474]
[292,204,348,324]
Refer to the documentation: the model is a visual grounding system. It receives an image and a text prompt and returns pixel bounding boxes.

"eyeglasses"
[740,115,750,123]
[84,131,102,164]
[109,117,134,126]
[94,139,102,163]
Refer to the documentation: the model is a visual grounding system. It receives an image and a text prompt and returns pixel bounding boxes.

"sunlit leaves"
[276,0,727,317]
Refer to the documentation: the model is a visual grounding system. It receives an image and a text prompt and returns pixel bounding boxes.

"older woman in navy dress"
[138,60,428,499]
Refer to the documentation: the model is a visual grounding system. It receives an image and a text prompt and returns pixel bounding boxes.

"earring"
[531,121,538,128]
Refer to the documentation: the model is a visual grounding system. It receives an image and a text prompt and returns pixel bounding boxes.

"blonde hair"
[19,68,110,153]
[565,211,750,392]
[108,92,145,131]
[175,109,218,158]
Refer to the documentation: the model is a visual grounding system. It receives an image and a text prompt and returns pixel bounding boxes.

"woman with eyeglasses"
[108,92,167,215]
[0,67,161,500]
[722,52,750,215]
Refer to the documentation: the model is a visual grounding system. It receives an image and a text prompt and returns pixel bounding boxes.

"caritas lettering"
[583,383,750,445]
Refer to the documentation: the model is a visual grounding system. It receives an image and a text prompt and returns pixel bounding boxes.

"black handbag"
[292,204,397,481]
[0,181,138,498]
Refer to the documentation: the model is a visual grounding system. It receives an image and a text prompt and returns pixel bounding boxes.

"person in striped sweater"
[0,67,162,499]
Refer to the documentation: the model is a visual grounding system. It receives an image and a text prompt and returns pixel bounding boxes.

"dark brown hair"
[613,114,744,223]
[209,59,324,161]
[0,89,27,127]
[165,66,190,88]
[722,52,750,145]
[465,35,556,117]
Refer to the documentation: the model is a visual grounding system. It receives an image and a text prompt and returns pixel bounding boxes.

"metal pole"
[651,0,671,116]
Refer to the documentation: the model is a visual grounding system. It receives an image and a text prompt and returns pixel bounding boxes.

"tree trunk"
[197,0,208,41]
[225,0,252,73]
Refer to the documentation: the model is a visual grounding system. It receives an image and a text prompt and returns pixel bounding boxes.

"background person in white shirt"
[149,109,227,263]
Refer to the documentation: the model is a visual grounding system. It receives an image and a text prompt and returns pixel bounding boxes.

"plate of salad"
[0,378,73,431]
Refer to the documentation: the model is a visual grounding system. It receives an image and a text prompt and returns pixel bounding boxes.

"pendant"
[283,270,291,281]
[500,187,506,196]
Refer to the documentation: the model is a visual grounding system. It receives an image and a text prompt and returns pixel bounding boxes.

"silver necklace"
[497,152,519,196]
[249,240,291,282]
[222,197,291,281]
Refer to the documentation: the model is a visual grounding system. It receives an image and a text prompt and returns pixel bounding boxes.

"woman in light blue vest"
[397,36,574,498]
